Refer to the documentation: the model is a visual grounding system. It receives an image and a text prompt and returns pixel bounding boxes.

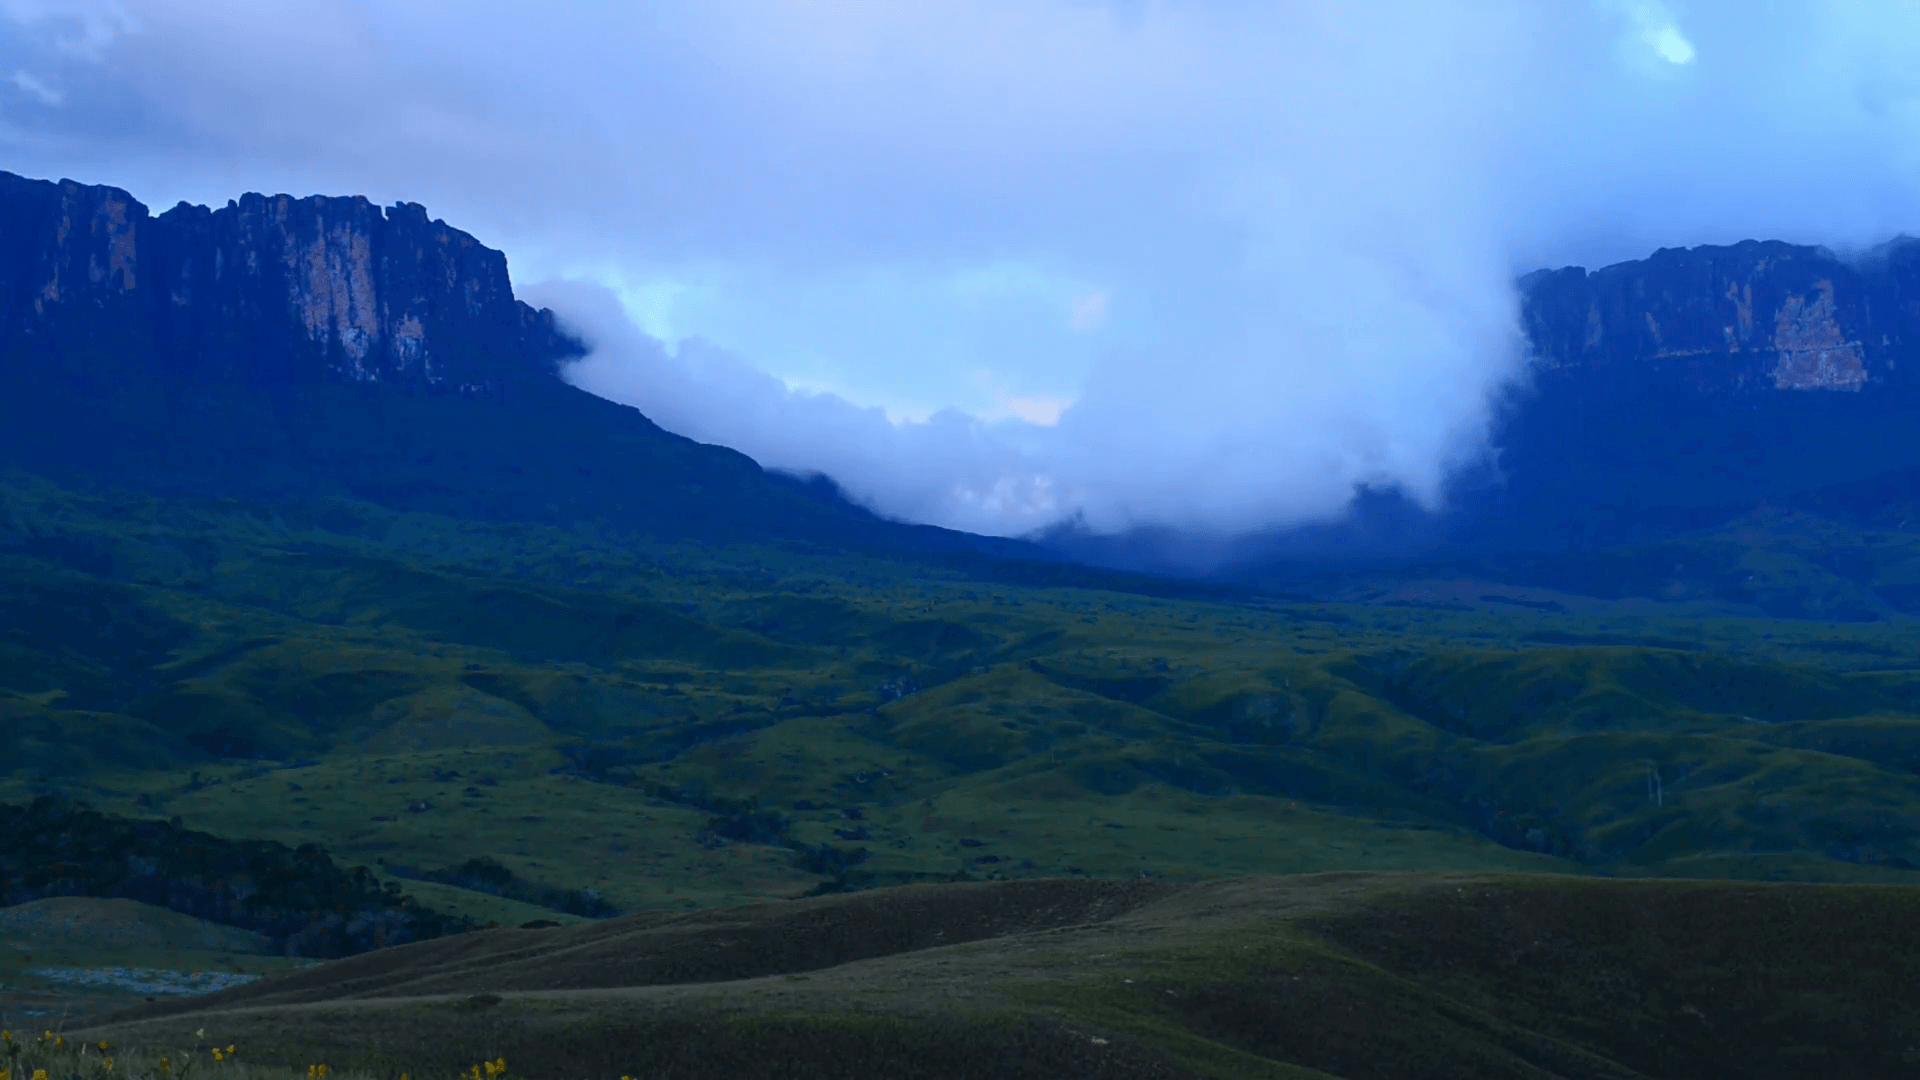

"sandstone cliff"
[1519,237,1920,400]
[0,170,579,394]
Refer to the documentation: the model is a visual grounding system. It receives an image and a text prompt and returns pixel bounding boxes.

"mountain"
[1052,237,1920,579]
[0,170,1046,564]
[1519,237,1918,397]
[6,167,1918,582]
[0,171,573,393]
[1488,237,1920,546]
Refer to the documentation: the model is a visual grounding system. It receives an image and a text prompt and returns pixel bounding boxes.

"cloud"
[995,396,1074,427]
[1615,1,1698,65]
[9,2,1920,539]
[9,69,61,104]
[529,279,1064,534]
[1069,292,1109,332]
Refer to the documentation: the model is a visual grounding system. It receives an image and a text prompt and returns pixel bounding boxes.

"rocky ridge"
[0,170,578,395]
[1519,236,1920,400]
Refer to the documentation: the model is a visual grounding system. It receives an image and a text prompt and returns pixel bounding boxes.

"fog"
[9,2,1920,536]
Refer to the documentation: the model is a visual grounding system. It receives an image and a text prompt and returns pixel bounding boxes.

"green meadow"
[2,468,1917,917]
[3,468,1919,1076]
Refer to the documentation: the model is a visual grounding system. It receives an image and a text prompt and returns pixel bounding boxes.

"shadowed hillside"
[78,872,1920,1080]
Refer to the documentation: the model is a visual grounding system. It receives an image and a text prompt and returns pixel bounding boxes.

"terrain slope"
[80,872,1920,1080]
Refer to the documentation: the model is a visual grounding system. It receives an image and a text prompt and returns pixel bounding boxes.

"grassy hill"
[2,469,1918,927]
[73,872,1920,1079]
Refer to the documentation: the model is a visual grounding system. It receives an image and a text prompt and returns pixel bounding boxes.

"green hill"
[3,471,1917,937]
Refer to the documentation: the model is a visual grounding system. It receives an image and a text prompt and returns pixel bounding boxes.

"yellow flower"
[32,1069,47,1080]
[211,1051,223,1063]
[225,1047,235,1057]
[104,1059,115,1071]
[98,1043,111,1052]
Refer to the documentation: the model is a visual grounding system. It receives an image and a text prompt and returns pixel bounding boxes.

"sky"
[8,1,1920,537]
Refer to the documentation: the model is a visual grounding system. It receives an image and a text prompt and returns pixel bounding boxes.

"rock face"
[1462,238,1920,549]
[0,170,579,393]
[0,170,1030,560]
[1518,238,1920,401]
[2,166,1913,561]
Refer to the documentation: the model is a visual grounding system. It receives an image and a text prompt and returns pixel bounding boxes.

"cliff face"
[1518,238,1920,401]
[1467,238,1920,549]
[0,170,1027,559]
[0,171,580,394]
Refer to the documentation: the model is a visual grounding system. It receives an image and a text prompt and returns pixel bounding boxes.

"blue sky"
[7,1,1920,535]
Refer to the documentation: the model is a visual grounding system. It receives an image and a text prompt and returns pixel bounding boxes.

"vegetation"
[0,1027,506,1080]
[2,469,1918,929]
[59,872,1920,1080]
[2,467,1918,1073]
[0,798,475,957]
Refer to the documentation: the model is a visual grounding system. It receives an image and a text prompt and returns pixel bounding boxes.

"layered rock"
[1518,238,1920,401]
[0,171,579,394]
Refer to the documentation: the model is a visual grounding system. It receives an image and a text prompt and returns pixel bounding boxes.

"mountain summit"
[5,168,1918,571]
[0,171,574,394]
[1520,236,1920,399]
[1484,238,1920,549]
[0,171,1049,564]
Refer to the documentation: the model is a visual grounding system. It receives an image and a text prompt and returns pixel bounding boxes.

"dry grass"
[60,872,1920,1080]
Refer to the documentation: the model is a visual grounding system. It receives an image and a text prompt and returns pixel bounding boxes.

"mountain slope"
[1053,237,1920,580]
[78,872,1920,1080]
[0,170,1036,561]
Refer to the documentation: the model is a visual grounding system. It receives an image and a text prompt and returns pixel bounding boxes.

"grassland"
[2,468,1919,1075]
[64,871,1920,1080]
[3,469,1919,921]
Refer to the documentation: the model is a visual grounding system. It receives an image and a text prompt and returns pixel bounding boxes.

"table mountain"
[0,170,1042,562]
[1484,238,1920,549]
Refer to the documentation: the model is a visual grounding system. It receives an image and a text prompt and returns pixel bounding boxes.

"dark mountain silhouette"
[6,168,1918,582]
[0,170,1051,565]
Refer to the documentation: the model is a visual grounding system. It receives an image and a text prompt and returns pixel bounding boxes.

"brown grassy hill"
[79,873,1920,1080]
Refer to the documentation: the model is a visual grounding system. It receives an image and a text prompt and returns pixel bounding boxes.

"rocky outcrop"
[0,171,580,394]
[1518,238,1920,401]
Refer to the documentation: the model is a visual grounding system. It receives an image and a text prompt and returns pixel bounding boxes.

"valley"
[1,165,1917,1076]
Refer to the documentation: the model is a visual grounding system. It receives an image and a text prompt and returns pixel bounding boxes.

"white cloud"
[9,69,61,104]
[7,1,1920,539]
[1069,291,1108,331]
[1614,1,1697,66]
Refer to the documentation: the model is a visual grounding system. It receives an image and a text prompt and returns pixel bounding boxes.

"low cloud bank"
[11,3,1920,539]
[532,280,1060,534]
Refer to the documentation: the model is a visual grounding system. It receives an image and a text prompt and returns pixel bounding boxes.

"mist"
[10,2,1920,537]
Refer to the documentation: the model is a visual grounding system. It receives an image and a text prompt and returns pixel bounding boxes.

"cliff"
[0,170,579,394]
[0,171,1040,563]
[1462,238,1920,549]
[1518,237,1920,401]
[6,166,1914,564]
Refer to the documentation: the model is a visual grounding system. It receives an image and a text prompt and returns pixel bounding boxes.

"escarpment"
[0,170,580,395]
[1518,237,1920,401]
